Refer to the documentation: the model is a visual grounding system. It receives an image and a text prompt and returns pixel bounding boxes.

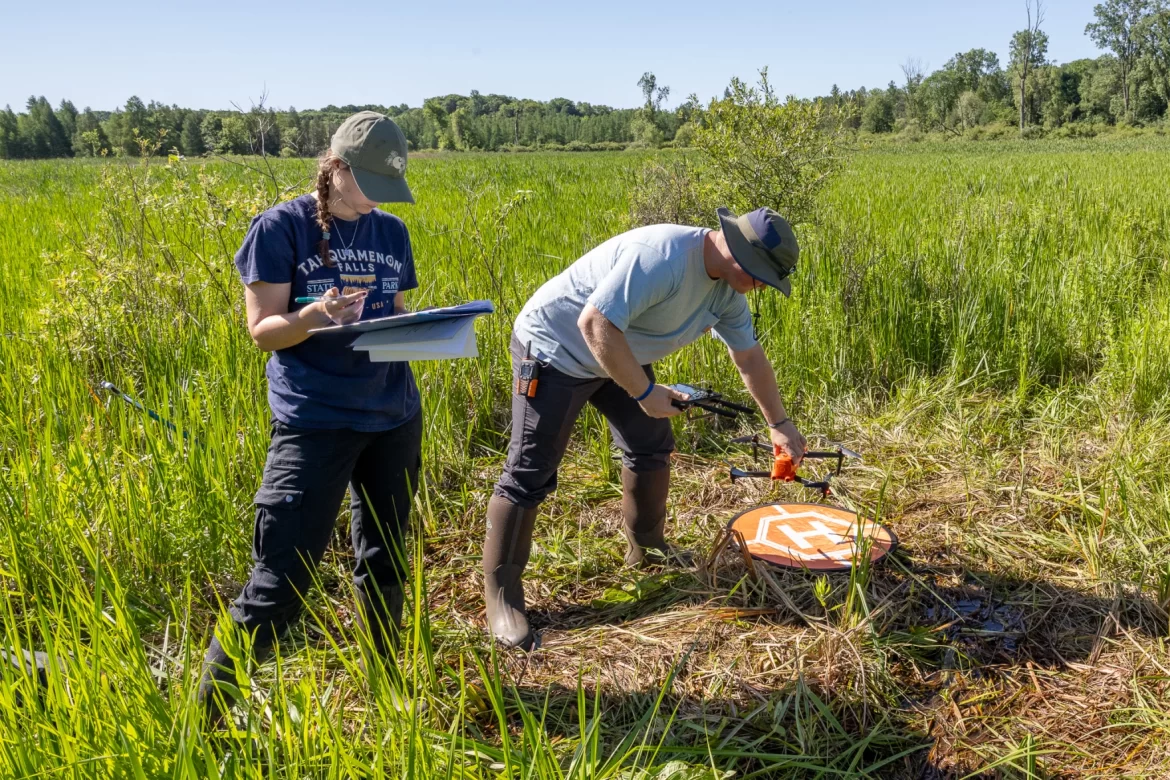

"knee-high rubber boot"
[483,496,539,650]
[622,466,688,567]
[355,584,412,709]
[197,626,277,728]
[355,583,405,661]
[197,635,242,728]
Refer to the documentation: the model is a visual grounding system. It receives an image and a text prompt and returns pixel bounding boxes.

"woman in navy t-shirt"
[199,112,423,720]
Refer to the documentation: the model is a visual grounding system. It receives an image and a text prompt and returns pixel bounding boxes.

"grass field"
[1,140,1169,778]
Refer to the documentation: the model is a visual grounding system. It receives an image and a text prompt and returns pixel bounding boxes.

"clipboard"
[307,299,495,335]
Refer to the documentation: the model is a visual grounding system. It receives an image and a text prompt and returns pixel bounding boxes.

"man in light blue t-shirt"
[483,207,808,650]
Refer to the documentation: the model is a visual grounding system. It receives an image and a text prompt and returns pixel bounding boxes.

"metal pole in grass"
[99,381,201,447]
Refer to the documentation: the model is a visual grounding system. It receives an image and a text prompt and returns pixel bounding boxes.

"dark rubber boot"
[355,584,424,713]
[621,467,690,567]
[197,635,241,729]
[355,583,405,661]
[197,627,276,729]
[483,496,539,650]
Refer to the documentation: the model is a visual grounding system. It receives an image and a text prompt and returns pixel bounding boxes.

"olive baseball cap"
[331,111,414,204]
[717,207,800,296]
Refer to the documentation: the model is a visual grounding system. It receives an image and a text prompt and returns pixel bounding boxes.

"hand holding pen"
[297,288,367,326]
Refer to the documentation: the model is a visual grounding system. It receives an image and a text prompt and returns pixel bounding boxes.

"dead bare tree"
[1010,0,1049,130]
[900,58,926,124]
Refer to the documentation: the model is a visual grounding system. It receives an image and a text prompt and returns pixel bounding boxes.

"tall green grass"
[1,139,1169,776]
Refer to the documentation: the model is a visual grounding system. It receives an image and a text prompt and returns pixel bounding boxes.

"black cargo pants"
[228,413,423,645]
[493,338,674,508]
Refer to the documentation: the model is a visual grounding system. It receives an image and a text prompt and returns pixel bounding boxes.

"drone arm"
[689,400,740,418]
[713,398,757,416]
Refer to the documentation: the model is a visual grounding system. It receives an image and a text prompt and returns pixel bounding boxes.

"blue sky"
[4,1,1106,112]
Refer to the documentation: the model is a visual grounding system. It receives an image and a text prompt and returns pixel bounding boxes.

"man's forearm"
[733,344,788,425]
[579,307,654,396]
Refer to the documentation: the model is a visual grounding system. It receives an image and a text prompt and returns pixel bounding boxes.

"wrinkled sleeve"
[712,294,757,351]
[234,212,296,285]
[585,243,679,331]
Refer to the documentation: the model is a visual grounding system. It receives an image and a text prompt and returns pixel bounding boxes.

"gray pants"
[494,339,675,508]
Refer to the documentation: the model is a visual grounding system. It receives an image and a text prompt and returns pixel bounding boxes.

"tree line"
[0,92,670,161]
[2,0,1168,160]
[832,0,1170,137]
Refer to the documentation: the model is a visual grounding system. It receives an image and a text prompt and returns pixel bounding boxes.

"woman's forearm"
[251,304,331,352]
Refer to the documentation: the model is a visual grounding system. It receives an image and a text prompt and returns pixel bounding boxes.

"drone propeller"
[820,440,863,461]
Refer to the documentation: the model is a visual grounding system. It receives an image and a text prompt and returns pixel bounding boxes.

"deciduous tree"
[180,111,205,156]
[861,89,896,132]
[215,115,251,154]
[1086,0,1154,119]
[637,72,670,118]
[72,108,110,156]
[56,100,78,144]
[1137,6,1170,104]
[199,113,222,154]
[0,106,20,158]
[901,59,926,124]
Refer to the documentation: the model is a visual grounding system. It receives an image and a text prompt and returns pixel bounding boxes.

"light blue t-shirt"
[513,224,757,379]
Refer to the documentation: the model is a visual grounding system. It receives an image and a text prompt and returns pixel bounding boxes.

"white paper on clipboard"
[349,315,480,362]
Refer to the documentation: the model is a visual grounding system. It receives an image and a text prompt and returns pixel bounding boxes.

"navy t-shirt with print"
[234,194,420,432]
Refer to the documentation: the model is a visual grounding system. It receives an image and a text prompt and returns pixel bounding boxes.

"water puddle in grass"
[925,586,1025,659]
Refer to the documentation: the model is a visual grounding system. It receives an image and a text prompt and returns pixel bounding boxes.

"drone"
[665,383,862,498]
[727,432,862,498]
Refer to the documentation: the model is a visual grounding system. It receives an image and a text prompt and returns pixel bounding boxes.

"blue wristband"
[633,382,655,402]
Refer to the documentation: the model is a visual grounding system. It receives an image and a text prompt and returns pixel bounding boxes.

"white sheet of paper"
[353,316,479,362]
[350,317,469,349]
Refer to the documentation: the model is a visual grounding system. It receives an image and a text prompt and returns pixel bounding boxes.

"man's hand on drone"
[770,419,807,467]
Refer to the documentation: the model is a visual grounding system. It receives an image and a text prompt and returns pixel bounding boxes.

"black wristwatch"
[768,417,791,430]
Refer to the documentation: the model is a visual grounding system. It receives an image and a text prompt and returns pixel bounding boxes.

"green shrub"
[672,122,697,147]
[1051,122,1101,139]
[981,122,1018,140]
[43,156,267,384]
[630,68,851,228]
[628,114,665,148]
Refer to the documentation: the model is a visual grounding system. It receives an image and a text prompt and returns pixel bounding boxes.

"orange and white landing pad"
[727,503,897,571]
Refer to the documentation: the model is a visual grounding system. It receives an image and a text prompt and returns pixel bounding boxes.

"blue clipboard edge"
[307,300,495,336]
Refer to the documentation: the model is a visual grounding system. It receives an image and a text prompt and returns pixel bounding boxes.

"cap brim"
[717,208,792,297]
[351,166,414,204]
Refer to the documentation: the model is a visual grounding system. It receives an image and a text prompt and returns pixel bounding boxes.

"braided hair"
[315,150,342,268]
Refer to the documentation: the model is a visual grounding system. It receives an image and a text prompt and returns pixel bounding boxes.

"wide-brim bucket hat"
[717,207,800,296]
